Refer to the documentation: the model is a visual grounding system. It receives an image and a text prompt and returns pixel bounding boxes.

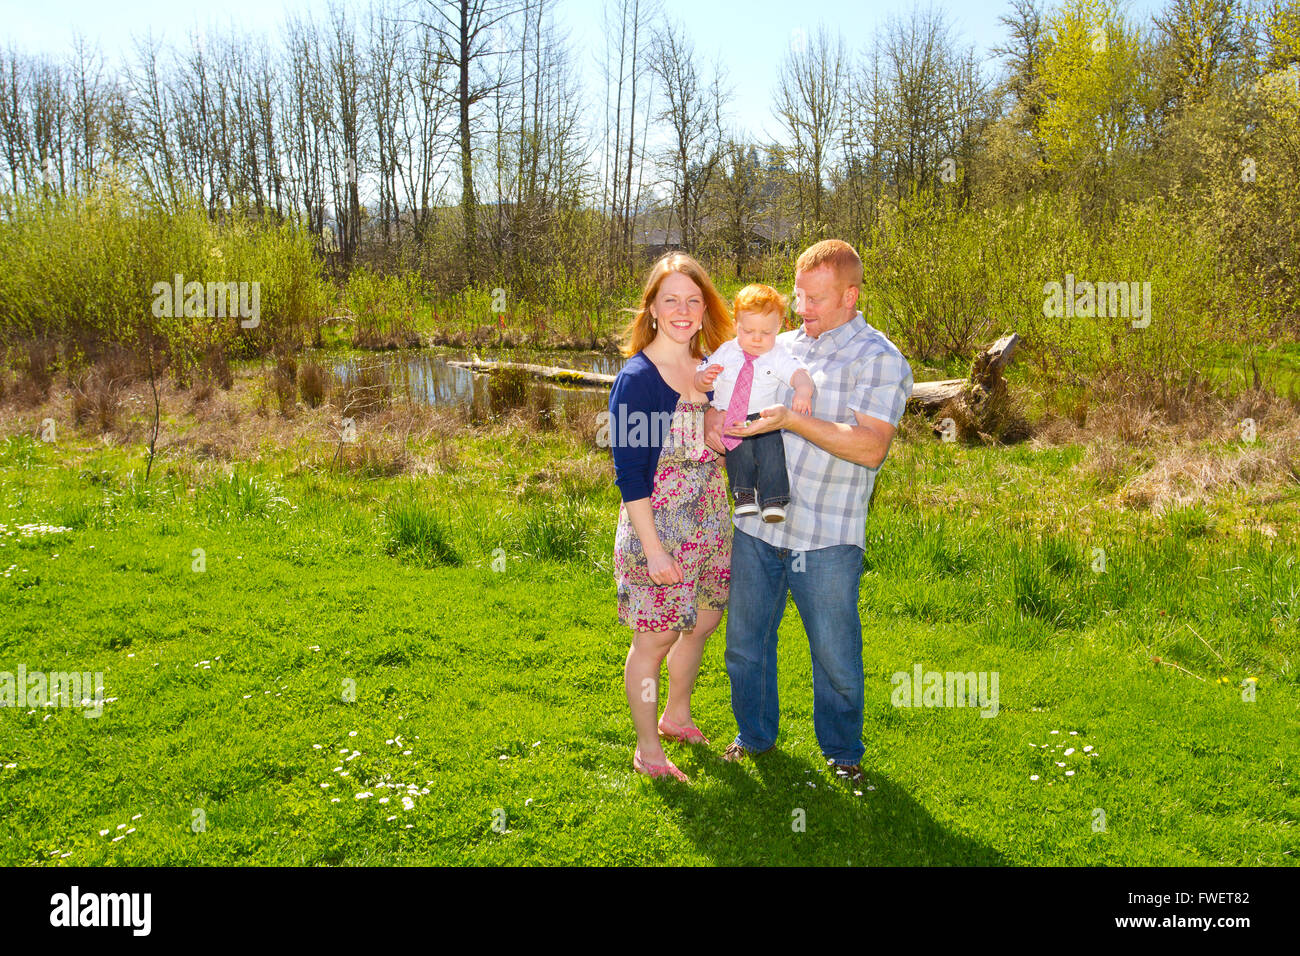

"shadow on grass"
[648,746,1004,866]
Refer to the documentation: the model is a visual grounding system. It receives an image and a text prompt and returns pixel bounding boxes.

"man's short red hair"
[795,239,863,290]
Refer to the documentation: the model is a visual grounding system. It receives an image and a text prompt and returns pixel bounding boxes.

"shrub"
[0,179,329,381]
[382,493,460,566]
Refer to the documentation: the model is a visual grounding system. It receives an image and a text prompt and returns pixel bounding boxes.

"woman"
[609,252,734,782]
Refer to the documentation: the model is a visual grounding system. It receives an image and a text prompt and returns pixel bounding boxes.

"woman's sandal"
[633,748,690,782]
[657,716,710,745]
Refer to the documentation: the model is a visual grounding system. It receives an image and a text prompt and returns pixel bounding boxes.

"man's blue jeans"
[724,527,866,764]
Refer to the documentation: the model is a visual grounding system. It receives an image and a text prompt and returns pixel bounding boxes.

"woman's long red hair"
[618,252,734,359]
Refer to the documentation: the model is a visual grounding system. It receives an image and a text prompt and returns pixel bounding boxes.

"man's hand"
[724,404,789,438]
[704,406,728,456]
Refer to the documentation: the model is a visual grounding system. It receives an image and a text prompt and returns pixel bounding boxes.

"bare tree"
[0,48,31,194]
[648,19,728,253]
[775,25,844,241]
[283,14,330,238]
[864,7,990,200]
[126,33,181,209]
[993,0,1047,133]
[368,0,405,247]
[396,16,455,244]
[600,0,660,276]
[323,2,365,266]
[411,0,524,280]
[708,138,765,275]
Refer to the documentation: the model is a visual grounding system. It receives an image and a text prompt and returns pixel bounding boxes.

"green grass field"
[0,378,1297,866]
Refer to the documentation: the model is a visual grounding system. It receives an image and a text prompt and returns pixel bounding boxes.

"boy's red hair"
[733,284,788,321]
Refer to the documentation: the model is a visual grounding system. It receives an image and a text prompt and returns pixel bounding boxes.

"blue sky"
[5,0,1167,141]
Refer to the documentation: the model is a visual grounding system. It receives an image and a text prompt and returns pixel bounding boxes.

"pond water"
[304,347,629,412]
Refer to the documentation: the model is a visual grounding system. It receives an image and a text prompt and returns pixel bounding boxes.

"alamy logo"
[891,664,999,717]
[0,664,103,717]
[596,404,705,453]
[151,273,261,328]
[1042,273,1151,328]
[49,886,151,936]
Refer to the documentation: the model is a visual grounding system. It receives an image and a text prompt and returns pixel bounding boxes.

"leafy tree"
[1035,0,1148,206]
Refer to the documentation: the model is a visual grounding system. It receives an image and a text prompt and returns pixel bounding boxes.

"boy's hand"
[694,364,724,391]
[790,370,815,416]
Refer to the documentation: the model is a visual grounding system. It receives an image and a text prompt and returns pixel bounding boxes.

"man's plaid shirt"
[734,312,913,552]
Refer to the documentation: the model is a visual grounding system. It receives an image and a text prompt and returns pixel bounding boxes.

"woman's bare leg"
[662,608,724,729]
[625,629,680,765]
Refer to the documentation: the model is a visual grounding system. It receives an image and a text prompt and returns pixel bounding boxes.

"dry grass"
[4,343,1294,523]
[59,345,148,434]
[24,340,57,398]
[299,359,331,408]
[353,313,422,350]
[1118,440,1299,514]
[1045,386,1300,514]
[273,354,298,417]
[69,368,123,433]
[199,343,234,391]
[423,325,620,352]
[334,362,393,419]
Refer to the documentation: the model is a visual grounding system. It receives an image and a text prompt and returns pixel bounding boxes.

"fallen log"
[908,333,1022,441]
[909,378,967,409]
[908,333,1019,413]
[446,358,615,388]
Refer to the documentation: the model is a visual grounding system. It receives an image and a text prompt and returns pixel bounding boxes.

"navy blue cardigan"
[608,351,714,503]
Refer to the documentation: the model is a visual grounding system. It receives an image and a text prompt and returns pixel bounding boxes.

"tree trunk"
[909,333,1020,440]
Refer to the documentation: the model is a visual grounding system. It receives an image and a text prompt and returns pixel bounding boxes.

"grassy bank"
[0,363,1297,865]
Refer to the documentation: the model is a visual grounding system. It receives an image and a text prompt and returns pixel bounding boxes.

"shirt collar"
[792,311,866,348]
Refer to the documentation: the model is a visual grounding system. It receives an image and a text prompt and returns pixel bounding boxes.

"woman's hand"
[646,548,683,586]
[703,406,727,456]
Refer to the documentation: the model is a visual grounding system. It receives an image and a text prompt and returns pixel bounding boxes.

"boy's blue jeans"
[724,527,866,764]
[726,413,790,509]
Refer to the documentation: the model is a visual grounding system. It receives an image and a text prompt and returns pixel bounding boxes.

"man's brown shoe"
[721,742,748,762]
[829,761,865,782]
[722,741,771,763]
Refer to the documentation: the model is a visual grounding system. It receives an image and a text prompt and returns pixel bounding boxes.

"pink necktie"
[721,352,756,451]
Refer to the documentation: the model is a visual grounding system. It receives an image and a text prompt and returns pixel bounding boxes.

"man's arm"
[727,347,911,467]
[792,409,896,468]
[726,346,912,468]
[727,406,895,468]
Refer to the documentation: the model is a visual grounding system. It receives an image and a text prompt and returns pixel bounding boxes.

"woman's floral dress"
[614,398,732,632]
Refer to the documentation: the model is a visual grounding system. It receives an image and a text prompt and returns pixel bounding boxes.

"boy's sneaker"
[760,504,786,523]
[734,492,758,517]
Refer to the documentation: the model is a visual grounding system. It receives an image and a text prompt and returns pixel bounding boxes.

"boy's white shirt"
[698,338,809,414]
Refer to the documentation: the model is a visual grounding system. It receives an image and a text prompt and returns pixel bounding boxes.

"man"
[703,239,913,781]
